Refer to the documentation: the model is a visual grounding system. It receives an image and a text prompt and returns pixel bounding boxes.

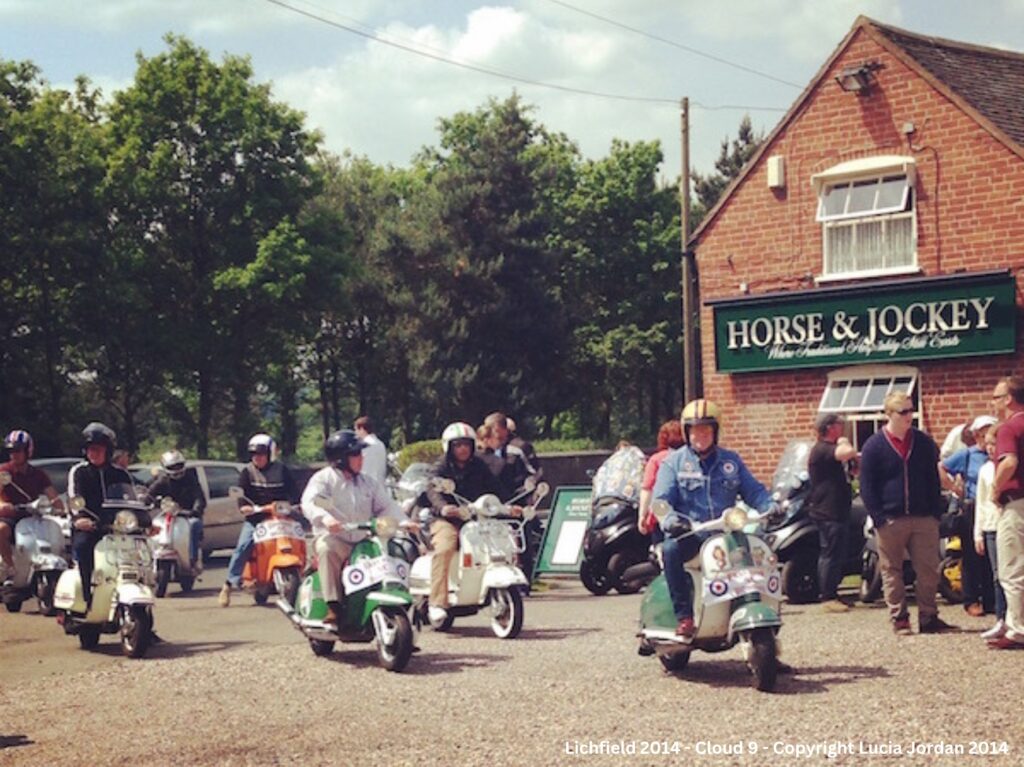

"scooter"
[278,497,415,672]
[409,479,549,638]
[150,497,201,597]
[228,487,306,606]
[0,471,68,615]
[637,502,785,692]
[53,483,156,658]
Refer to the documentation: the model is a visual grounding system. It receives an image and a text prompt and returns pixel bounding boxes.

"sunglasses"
[891,407,914,416]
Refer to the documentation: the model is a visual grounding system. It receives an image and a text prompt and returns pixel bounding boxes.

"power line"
[542,0,804,89]
[263,0,786,112]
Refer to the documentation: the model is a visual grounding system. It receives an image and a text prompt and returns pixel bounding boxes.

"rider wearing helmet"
[67,422,135,608]
[145,450,207,571]
[219,433,298,607]
[652,400,774,640]
[423,422,505,624]
[1,430,63,585]
[300,430,406,625]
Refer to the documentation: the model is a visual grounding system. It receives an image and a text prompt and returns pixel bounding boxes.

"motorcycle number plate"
[342,556,408,594]
[253,520,303,543]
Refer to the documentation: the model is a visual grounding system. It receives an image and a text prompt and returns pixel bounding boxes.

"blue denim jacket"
[652,445,771,524]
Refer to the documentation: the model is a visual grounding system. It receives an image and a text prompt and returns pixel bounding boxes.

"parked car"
[130,460,246,556]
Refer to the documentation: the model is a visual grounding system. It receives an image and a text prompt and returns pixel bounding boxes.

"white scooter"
[53,483,157,658]
[0,471,68,615]
[151,497,201,597]
[409,479,548,639]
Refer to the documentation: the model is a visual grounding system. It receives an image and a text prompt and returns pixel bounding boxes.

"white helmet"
[160,449,187,479]
[247,433,277,461]
[441,422,476,455]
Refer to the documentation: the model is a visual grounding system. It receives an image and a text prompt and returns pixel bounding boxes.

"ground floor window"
[817,364,919,450]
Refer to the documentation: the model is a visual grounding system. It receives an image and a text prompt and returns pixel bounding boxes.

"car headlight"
[114,510,139,533]
[374,517,398,539]
[722,507,749,531]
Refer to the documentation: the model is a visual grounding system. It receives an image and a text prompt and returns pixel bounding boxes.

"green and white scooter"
[638,502,784,692]
[277,497,415,672]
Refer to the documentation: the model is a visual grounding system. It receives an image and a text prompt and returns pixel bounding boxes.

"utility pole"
[680,98,699,404]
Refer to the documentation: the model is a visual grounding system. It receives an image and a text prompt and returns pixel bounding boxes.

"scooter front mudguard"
[361,587,413,623]
[117,582,156,608]
[728,602,781,639]
[267,552,305,575]
[481,565,528,592]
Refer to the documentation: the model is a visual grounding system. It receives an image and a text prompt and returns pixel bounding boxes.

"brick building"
[690,16,1023,481]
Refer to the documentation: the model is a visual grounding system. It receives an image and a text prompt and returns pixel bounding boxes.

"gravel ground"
[1,576,1021,767]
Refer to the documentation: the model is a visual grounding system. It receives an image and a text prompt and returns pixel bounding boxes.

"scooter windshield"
[100,482,152,528]
[770,440,812,502]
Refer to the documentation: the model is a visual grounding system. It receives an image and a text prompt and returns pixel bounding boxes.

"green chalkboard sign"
[534,486,592,576]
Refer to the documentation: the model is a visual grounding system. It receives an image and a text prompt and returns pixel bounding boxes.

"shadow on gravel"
[83,639,253,659]
[516,627,602,641]
[0,734,34,750]
[665,661,889,694]
[320,647,510,675]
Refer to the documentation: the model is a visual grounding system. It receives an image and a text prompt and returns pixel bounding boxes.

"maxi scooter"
[151,497,201,597]
[277,496,415,672]
[0,470,68,615]
[638,501,785,692]
[409,478,549,639]
[53,483,156,658]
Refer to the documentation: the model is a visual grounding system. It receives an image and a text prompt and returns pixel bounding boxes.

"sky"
[4,0,1024,182]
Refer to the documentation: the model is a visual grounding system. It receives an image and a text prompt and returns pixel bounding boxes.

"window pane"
[864,379,890,408]
[856,220,886,271]
[847,178,878,214]
[825,223,855,273]
[821,184,849,217]
[205,466,242,499]
[821,381,847,410]
[885,216,914,268]
[877,175,908,210]
[841,379,871,408]
[893,376,914,395]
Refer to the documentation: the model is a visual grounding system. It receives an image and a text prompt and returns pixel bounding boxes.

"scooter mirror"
[771,490,782,502]
[228,486,244,500]
[150,466,161,478]
[534,482,550,501]
[650,499,672,521]
[523,476,537,492]
[312,495,332,510]
[0,471,10,486]
[70,495,86,511]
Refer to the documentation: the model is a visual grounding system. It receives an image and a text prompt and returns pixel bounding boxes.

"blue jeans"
[984,530,1006,620]
[188,517,203,564]
[816,519,848,601]
[662,522,709,620]
[226,520,256,587]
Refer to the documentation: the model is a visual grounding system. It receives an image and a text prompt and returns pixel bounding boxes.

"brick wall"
[694,27,1024,481]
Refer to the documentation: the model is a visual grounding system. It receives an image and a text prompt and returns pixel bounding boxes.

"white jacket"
[974,460,1001,542]
[300,466,402,543]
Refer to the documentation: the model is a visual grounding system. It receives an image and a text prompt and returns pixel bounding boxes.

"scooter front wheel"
[4,598,23,613]
[375,609,413,672]
[155,560,172,598]
[35,571,59,616]
[748,628,778,692]
[659,652,690,672]
[309,638,335,657]
[120,605,153,659]
[78,626,101,650]
[490,587,524,639]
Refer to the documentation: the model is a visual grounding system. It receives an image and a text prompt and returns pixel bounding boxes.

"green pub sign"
[710,271,1017,373]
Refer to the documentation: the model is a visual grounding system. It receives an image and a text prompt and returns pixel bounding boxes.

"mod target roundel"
[709,579,728,597]
[346,567,365,587]
[767,575,780,593]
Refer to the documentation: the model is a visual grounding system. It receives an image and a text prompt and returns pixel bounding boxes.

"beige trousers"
[876,515,940,622]
[315,534,354,603]
[430,519,460,608]
[996,499,1024,641]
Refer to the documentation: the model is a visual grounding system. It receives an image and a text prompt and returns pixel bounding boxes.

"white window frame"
[818,364,920,451]
[811,156,919,281]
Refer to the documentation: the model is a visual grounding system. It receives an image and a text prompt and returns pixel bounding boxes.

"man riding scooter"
[652,400,780,641]
[145,450,206,572]
[424,422,506,625]
[300,430,407,626]
[219,433,298,607]
[1,430,64,586]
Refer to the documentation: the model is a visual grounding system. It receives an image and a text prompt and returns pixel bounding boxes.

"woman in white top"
[974,426,1006,640]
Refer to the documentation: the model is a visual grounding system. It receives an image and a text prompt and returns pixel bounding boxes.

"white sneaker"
[981,620,1006,640]
[428,605,448,623]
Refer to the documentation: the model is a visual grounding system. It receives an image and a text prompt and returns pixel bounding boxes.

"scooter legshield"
[296,571,328,621]
[639,574,677,632]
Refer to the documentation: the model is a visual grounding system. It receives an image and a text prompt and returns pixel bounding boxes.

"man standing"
[860,392,952,635]
[990,375,1024,649]
[354,416,388,485]
[806,414,858,612]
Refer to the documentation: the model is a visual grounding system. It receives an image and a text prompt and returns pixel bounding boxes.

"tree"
[691,115,762,226]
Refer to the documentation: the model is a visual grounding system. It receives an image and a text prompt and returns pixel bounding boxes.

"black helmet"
[82,422,116,453]
[325,430,367,466]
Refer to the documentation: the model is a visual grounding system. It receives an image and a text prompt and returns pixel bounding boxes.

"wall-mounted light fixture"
[835,61,883,95]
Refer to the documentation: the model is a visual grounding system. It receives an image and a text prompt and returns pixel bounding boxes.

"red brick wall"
[694,27,1024,481]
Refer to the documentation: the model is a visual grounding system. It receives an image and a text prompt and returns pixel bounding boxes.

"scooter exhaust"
[277,596,336,641]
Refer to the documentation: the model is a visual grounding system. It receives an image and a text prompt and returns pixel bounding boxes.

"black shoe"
[919,616,957,634]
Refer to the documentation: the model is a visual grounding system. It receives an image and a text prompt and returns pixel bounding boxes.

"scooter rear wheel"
[78,626,101,650]
[35,571,59,616]
[155,560,172,598]
[859,552,882,603]
[4,599,23,613]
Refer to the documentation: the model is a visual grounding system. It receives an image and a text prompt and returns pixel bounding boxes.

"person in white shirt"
[354,415,388,484]
[975,424,1006,640]
[301,429,404,625]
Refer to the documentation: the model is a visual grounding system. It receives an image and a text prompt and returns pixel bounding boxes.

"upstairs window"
[812,157,917,278]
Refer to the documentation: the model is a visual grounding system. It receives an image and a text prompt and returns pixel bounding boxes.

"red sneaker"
[675,617,695,641]
[987,635,1024,650]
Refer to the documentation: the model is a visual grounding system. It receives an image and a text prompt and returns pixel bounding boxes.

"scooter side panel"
[296,572,328,621]
[639,574,677,632]
[54,569,87,612]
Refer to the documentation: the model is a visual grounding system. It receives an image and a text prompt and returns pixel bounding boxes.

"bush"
[533,438,607,453]
[397,440,442,471]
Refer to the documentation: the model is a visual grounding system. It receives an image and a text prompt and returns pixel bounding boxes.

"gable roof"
[690,16,1024,247]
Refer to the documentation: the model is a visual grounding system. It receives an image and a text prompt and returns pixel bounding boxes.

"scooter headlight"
[722,507,749,532]
[374,517,398,540]
[114,510,139,533]
[160,497,178,513]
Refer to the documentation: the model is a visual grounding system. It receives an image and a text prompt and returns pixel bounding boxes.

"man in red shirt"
[0,430,64,584]
[990,376,1024,649]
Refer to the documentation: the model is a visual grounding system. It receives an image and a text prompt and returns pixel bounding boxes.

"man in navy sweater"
[860,391,953,636]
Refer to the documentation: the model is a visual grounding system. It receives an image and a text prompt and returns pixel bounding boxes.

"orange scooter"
[228,487,307,606]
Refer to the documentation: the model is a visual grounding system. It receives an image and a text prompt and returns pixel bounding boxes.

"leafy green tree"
[691,115,762,225]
